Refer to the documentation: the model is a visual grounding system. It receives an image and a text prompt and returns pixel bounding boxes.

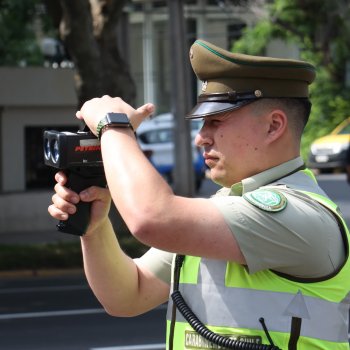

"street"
[0,174,350,350]
[0,273,166,350]
[318,173,350,226]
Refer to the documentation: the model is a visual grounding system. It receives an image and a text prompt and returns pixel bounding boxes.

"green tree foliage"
[0,0,45,65]
[233,0,350,158]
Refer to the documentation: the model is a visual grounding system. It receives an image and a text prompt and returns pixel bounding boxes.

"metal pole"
[167,0,195,196]
[143,2,155,104]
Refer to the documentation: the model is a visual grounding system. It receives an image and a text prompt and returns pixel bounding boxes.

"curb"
[0,268,84,279]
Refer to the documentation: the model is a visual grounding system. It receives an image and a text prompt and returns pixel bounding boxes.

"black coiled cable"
[171,289,281,350]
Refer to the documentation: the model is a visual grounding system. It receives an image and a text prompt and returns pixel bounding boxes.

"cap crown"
[187,40,316,118]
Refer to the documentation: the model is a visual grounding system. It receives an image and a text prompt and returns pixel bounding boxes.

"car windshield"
[338,123,350,135]
[138,128,173,144]
[191,119,203,131]
[138,120,203,145]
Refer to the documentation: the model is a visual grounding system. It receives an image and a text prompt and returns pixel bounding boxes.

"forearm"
[100,129,174,235]
[81,218,142,316]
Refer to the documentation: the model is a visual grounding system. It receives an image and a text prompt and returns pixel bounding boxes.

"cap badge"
[254,90,263,98]
[243,189,287,212]
[202,80,208,92]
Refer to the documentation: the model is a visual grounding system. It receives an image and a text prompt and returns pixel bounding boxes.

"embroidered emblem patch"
[243,189,287,212]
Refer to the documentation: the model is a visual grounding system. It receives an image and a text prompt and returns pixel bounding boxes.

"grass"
[0,236,148,272]
[0,210,149,272]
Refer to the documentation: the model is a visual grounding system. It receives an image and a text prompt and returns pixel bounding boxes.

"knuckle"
[54,182,62,194]
[51,193,58,204]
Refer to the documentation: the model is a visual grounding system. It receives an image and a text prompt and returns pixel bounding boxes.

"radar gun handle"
[56,168,106,236]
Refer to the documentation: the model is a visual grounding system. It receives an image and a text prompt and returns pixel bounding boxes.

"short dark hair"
[250,98,312,137]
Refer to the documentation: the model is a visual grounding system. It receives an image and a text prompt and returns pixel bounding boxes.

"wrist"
[99,124,135,139]
[83,217,112,239]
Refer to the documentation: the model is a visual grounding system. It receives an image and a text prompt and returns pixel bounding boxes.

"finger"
[132,103,155,129]
[54,182,80,204]
[51,193,77,215]
[48,203,71,221]
[136,103,155,120]
[136,103,155,116]
[76,110,83,120]
[55,171,67,185]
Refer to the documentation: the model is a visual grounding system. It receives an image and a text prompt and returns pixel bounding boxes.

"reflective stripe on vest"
[167,260,350,342]
[166,169,350,350]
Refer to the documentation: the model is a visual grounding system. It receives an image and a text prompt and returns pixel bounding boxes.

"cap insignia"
[254,90,263,98]
[243,189,287,212]
[202,80,208,92]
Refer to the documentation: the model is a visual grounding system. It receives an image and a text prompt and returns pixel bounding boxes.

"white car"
[137,113,206,189]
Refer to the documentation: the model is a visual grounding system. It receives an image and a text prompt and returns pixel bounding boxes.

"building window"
[227,22,246,49]
[152,1,167,8]
[25,125,79,189]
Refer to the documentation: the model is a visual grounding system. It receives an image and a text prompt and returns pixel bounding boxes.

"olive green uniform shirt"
[137,157,345,284]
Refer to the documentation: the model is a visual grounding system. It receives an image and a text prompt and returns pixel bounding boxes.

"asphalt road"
[0,272,167,350]
[318,173,350,226]
[0,175,349,350]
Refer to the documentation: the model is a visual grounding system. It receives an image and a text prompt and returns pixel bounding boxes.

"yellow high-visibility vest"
[166,169,350,350]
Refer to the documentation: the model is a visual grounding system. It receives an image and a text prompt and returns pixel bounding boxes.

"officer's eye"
[209,118,223,126]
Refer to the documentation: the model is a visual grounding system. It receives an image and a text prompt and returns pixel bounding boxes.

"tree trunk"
[48,0,136,108]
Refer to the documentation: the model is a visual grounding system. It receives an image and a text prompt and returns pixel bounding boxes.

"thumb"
[79,186,110,203]
[132,103,155,129]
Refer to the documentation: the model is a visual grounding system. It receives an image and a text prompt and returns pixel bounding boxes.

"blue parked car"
[137,113,206,190]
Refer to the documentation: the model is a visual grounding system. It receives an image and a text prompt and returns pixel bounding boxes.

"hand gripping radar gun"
[43,129,106,236]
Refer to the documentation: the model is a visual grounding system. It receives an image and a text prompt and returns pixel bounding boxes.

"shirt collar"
[229,157,305,196]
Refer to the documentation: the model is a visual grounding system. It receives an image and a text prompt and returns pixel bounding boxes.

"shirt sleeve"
[135,247,174,284]
[210,188,345,277]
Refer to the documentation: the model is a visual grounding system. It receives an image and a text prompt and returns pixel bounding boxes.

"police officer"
[48,40,350,349]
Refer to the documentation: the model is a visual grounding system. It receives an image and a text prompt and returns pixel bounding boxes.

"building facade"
[0,0,298,232]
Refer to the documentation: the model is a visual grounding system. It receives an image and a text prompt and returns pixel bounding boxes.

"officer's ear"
[266,109,288,143]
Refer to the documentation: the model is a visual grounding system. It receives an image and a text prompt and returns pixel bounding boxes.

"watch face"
[106,113,129,124]
[97,113,132,139]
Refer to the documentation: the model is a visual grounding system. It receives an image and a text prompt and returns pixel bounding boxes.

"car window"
[138,119,203,145]
[139,128,173,144]
[191,119,203,132]
[338,123,350,135]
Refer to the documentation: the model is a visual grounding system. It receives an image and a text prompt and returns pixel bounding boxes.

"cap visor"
[186,100,255,119]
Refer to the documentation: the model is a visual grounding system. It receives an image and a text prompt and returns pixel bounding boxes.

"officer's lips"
[203,152,219,167]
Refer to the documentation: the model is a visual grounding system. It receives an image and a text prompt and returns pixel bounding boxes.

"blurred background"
[0,1,349,349]
[0,0,349,235]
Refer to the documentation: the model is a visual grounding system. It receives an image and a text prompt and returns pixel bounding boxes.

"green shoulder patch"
[243,189,287,212]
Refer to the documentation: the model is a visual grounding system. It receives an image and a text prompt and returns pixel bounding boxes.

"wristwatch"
[96,112,135,139]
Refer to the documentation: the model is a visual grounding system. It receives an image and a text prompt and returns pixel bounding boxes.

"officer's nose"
[195,122,212,148]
